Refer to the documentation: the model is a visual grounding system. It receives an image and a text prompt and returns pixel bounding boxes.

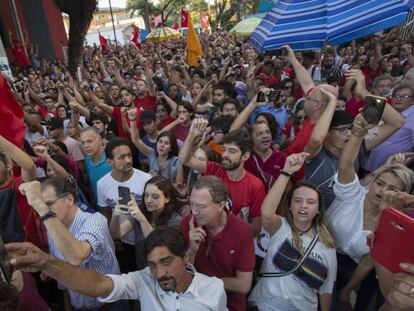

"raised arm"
[283,45,315,94]
[178,118,208,173]
[338,114,368,184]
[127,109,153,157]
[142,58,156,96]
[0,135,36,182]
[261,153,308,236]
[33,145,70,179]
[304,89,337,159]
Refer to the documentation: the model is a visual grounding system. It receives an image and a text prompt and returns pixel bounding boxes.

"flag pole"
[108,0,118,48]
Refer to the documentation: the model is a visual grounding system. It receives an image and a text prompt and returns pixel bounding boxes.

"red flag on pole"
[0,73,26,148]
[98,30,107,52]
[181,9,189,28]
[131,25,142,49]
[200,11,210,31]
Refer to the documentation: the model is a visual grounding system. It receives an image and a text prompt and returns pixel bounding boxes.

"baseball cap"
[329,110,354,128]
[47,117,64,130]
[140,110,156,123]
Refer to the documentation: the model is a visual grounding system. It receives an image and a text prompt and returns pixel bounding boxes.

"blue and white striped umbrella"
[251,0,414,52]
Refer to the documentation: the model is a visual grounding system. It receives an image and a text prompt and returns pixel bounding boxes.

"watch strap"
[40,211,56,222]
[280,171,293,177]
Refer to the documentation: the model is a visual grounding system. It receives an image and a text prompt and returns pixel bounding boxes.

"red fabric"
[98,31,107,52]
[1,176,47,251]
[181,9,189,28]
[112,106,144,138]
[134,93,157,111]
[172,124,190,143]
[12,47,31,68]
[244,147,286,190]
[172,22,179,30]
[0,73,26,148]
[200,12,210,30]
[158,114,175,130]
[345,96,365,117]
[261,74,280,87]
[282,122,300,138]
[19,272,49,311]
[205,161,266,217]
[131,26,142,49]
[181,212,255,311]
[286,118,315,181]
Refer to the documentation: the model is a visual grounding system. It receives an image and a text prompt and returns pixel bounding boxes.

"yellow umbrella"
[230,17,262,36]
[145,26,181,42]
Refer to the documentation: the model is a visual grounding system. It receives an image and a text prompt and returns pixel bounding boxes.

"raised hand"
[6,242,51,273]
[283,152,310,174]
[18,181,48,215]
[189,117,208,138]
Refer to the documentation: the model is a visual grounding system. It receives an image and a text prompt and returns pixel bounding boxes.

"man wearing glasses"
[365,83,414,172]
[19,177,122,310]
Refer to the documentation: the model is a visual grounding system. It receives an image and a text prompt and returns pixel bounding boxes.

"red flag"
[0,73,26,148]
[131,25,142,49]
[200,11,210,31]
[98,30,107,52]
[153,15,162,27]
[172,22,179,30]
[181,9,189,28]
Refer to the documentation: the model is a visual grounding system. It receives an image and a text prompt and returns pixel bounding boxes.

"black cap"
[140,110,156,123]
[329,110,354,128]
[47,117,63,130]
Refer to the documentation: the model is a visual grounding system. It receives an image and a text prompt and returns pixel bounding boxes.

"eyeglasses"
[284,85,293,90]
[393,94,414,100]
[44,193,70,209]
[330,125,353,133]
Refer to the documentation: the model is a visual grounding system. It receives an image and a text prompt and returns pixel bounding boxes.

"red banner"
[181,9,189,28]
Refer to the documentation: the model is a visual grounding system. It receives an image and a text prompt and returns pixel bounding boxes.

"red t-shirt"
[1,176,47,251]
[12,47,31,68]
[244,147,286,191]
[173,124,190,143]
[181,212,255,311]
[134,93,157,111]
[158,114,175,130]
[112,106,144,138]
[286,118,315,181]
[205,161,265,217]
[345,96,365,118]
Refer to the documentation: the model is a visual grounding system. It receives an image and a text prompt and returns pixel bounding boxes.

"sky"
[98,0,127,9]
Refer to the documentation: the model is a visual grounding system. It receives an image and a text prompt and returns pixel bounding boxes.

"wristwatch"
[280,171,293,177]
[40,211,57,222]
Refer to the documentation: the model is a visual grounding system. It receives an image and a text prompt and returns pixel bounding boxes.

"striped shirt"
[48,209,120,309]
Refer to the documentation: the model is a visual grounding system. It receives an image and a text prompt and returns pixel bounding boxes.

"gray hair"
[80,126,101,139]
[193,176,228,204]
[372,74,393,91]
[392,82,414,97]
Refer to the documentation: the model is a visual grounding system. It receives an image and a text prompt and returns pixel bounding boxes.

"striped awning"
[145,27,181,42]
[251,0,414,52]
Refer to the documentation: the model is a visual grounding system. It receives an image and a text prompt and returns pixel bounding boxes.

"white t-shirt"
[97,168,151,245]
[249,218,337,311]
[325,173,370,263]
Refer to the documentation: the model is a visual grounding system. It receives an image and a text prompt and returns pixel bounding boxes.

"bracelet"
[351,129,367,137]
[280,171,293,178]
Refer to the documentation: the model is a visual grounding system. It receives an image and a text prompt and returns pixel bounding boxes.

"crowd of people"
[1,25,414,311]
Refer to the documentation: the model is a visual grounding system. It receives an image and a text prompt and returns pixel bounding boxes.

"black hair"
[254,113,279,140]
[144,226,188,258]
[41,176,78,201]
[212,80,237,99]
[212,115,235,134]
[104,137,130,159]
[222,129,252,154]
[156,131,179,159]
[53,141,69,154]
[0,279,20,311]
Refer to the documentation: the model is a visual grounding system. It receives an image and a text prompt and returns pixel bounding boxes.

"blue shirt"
[138,135,157,161]
[48,208,120,309]
[85,153,112,200]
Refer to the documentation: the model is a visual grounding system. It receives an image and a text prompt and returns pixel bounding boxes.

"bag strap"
[259,232,319,277]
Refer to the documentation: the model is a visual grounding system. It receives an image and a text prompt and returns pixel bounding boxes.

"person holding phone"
[248,153,337,311]
[109,176,183,268]
[325,114,414,309]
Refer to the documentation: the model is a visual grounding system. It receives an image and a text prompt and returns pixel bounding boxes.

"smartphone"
[281,47,289,57]
[268,90,281,102]
[0,235,13,284]
[362,95,386,125]
[256,91,266,103]
[118,186,131,206]
[369,208,414,273]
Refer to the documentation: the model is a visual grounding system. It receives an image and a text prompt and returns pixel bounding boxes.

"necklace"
[293,223,313,236]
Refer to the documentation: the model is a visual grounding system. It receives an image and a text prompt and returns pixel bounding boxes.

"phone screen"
[256,92,266,103]
[363,95,386,125]
[118,186,131,206]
